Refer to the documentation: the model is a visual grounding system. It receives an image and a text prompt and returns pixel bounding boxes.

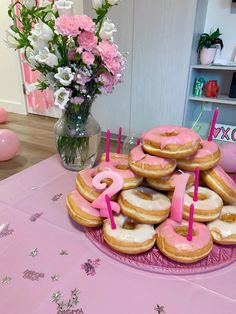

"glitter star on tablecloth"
[30,248,39,257]
[60,250,68,256]
[154,304,165,313]
[51,274,60,282]
[2,276,12,284]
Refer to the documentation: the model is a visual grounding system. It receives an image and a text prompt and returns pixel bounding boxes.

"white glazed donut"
[103,215,156,254]
[183,186,223,222]
[208,206,236,245]
[118,187,171,224]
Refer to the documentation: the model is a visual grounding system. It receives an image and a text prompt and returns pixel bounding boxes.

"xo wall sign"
[213,123,236,142]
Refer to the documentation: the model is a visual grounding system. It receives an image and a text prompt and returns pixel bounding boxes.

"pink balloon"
[0,108,8,123]
[0,129,20,161]
[219,143,236,173]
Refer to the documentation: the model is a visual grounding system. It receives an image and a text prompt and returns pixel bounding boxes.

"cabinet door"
[130,0,198,134]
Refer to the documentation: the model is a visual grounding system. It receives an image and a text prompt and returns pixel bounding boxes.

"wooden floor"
[0,113,115,181]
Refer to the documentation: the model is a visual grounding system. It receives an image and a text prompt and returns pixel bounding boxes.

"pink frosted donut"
[66,190,103,227]
[128,145,176,178]
[177,140,220,171]
[101,152,128,162]
[156,218,213,263]
[146,170,194,191]
[201,165,236,204]
[76,167,101,202]
[98,160,143,189]
[142,126,200,159]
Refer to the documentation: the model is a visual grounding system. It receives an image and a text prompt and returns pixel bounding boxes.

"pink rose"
[75,15,95,32]
[78,31,98,51]
[97,41,119,60]
[82,51,95,65]
[55,16,80,37]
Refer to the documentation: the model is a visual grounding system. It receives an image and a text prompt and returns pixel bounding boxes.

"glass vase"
[54,99,101,171]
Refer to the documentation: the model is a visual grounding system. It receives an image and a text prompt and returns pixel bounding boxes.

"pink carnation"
[104,57,123,75]
[78,31,98,51]
[76,15,95,32]
[55,16,80,37]
[97,41,119,60]
[82,51,95,65]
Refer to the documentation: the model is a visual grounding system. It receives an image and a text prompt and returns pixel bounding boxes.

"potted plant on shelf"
[197,28,224,65]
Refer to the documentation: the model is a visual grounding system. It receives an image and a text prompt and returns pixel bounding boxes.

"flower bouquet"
[5,0,125,170]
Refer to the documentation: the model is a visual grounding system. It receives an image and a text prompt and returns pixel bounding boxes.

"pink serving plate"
[85,227,236,275]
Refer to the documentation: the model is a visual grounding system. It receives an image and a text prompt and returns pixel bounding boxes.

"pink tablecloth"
[0,155,236,314]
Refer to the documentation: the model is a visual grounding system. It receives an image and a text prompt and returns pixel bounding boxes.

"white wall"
[0,0,27,114]
[204,0,236,61]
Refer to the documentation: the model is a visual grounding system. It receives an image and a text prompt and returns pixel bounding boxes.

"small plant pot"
[199,47,217,65]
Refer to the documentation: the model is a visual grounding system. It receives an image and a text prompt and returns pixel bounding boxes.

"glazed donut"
[146,170,194,191]
[101,152,128,162]
[183,186,223,222]
[156,218,213,263]
[118,187,171,224]
[76,167,101,202]
[177,140,220,171]
[208,206,236,245]
[142,126,200,159]
[98,160,143,190]
[66,190,103,227]
[103,215,156,254]
[201,165,236,204]
[128,145,176,178]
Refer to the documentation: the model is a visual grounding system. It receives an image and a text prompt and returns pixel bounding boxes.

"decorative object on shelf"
[123,134,141,154]
[0,129,20,161]
[212,123,236,143]
[219,143,236,173]
[0,108,7,124]
[197,28,224,65]
[193,77,205,96]
[204,80,220,98]
[229,72,236,98]
[6,0,125,171]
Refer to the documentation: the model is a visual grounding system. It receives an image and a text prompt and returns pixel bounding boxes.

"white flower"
[35,48,58,67]
[3,28,20,49]
[32,20,54,42]
[25,47,39,68]
[99,20,117,40]
[25,83,39,95]
[54,67,74,86]
[22,0,36,9]
[108,0,118,5]
[54,87,70,109]
[54,0,73,15]
[92,0,103,9]
[39,0,51,6]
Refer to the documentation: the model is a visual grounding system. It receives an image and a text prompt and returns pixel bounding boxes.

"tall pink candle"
[170,173,190,223]
[105,129,110,162]
[187,203,195,241]
[105,194,116,229]
[208,107,219,141]
[117,127,122,154]
[193,167,200,202]
[137,138,140,146]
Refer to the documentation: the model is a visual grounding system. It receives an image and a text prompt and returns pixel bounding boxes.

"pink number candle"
[117,127,122,154]
[105,129,110,162]
[92,171,123,217]
[193,167,200,202]
[105,194,116,229]
[208,107,219,142]
[187,203,195,241]
[170,173,190,223]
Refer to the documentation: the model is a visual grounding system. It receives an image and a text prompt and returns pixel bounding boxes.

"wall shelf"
[191,65,236,71]
[189,94,236,105]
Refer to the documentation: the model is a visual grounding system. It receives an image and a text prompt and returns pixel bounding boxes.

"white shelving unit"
[184,64,236,138]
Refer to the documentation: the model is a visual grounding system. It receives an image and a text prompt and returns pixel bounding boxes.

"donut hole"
[115,164,129,170]
[220,213,236,223]
[188,192,207,200]
[160,131,178,137]
[122,220,136,230]
[134,190,153,200]
[101,179,112,186]
[175,226,196,237]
